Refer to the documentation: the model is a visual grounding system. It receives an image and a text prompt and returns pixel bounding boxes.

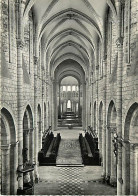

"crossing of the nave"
[0,0,138,195]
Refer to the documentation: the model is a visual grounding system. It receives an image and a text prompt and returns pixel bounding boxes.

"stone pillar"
[102,55,107,177]
[116,0,123,194]
[122,141,130,195]
[78,84,81,117]
[23,129,30,161]
[85,80,89,129]
[42,67,45,134]
[34,56,39,182]
[82,82,86,130]
[1,145,10,195]
[99,120,103,160]
[116,37,123,195]
[23,130,31,184]
[16,0,25,189]
[38,121,42,151]
[51,79,56,130]
[10,142,18,194]
[110,126,117,186]
[130,144,138,195]
[106,127,111,179]
[29,128,34,182]
[0,0,1,193]
[95,65,99,139]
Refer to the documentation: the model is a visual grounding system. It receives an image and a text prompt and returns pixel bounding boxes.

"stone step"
[56,164,84,167]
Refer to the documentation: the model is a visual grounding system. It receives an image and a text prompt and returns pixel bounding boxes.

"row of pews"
[79,132,100,165]
[38,131,61,166]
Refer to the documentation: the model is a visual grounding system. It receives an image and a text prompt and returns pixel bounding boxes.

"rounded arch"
[1,107,16,144]
[107,100,117,126]
[123,102,138,195]
[106,100,117,185]
[52,55,87,78]
[124,102,138,141]
[1,107,16,195]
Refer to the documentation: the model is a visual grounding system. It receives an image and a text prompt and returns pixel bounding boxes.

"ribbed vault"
[23,0,116,76]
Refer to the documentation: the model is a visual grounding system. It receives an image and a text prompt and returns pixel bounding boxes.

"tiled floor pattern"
[58,167,84,195]
[34,166,117,195]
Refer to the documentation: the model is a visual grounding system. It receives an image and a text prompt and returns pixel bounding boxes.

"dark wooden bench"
[38,132,61,166]
[79,133,100,165]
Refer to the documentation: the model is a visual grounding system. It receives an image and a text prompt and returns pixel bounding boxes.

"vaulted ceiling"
[23,0,115,75]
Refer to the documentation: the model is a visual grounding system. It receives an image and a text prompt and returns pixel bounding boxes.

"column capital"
[34,56,39,65]
[1,144,10,150]
[17,39,24,49]
[103,55,107,62]
[23,129,30,135]
[29,128,34,132]
[130,143,138,150]
[96,65,99,70]
[107,125,117,133]
[116,37,123,47]
[10,141,19,147]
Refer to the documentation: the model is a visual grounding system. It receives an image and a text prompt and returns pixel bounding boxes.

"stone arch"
[107,100,117,185]
[1,108,17,195]
[37,104,42,150]
[22,105,34,184]
[123,102,138,195]
[23,105,33,162]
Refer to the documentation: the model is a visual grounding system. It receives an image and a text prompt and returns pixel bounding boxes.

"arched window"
[67,100,71,109]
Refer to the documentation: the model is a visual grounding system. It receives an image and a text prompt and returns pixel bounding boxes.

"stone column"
[23,130,31,184]
[1,145,10,195]
[106,126,111,179]
[51,79,56,130]
[10,142,18,194]
[102,56,107,177]
[55,81,59,129]
[0,0,1,193]
[29,128,34,182]
[110,126,117,186]
[130,143,138,195]
[95,65,99,139]
[59,84,61,117]
[82,82,86,129]
[99,120,103,160]
[33,56,39,182]
[85,80,89,129]
[38,121,42,151]
[78,84,81,117]
[16,0,25,189]
[42,67,45,134]
[116,36,123,195]
[116,1,123,194]
[23,129,30,161]
[122,140,130,195]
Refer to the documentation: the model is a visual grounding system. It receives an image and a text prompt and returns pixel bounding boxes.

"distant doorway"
[58,76,82,127]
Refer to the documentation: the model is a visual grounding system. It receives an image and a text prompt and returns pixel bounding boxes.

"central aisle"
[56,139,83,165]
[34,129,117,195]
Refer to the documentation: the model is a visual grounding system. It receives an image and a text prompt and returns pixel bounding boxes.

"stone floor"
[34,128,117,195]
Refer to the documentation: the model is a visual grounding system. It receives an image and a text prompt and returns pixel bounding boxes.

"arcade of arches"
[0,0,138,195]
